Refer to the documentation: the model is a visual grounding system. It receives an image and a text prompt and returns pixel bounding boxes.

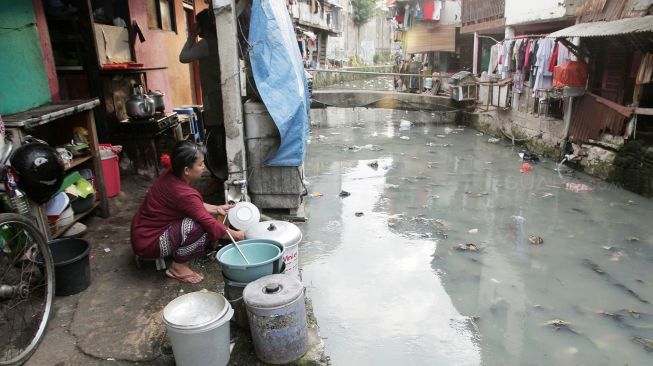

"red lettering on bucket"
[284,252,298,262]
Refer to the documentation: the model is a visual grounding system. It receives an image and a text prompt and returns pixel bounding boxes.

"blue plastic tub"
[216,240,282,283]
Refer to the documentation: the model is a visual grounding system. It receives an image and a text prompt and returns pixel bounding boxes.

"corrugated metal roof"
[547,15,653,38]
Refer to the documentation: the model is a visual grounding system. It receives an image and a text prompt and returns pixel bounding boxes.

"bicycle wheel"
[0,213,54,366]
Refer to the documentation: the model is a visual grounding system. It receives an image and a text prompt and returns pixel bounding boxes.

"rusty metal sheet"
[568,94,628,142]
[548,15,653,38]
[576,0,627,22]
[462,0,505,24]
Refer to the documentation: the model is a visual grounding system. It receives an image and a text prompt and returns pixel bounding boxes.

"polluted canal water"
[299,107,653,365]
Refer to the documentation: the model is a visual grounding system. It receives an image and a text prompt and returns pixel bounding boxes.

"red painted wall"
[128,1,208,111]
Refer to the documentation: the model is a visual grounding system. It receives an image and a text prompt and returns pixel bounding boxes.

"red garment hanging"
[548,41,559,73]
[523,40,532,68]
[423,0,435,19]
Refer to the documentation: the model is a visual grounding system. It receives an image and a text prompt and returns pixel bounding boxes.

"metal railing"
[307,69,446,94]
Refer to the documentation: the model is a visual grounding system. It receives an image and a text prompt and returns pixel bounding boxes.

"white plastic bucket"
[162,291,234,366]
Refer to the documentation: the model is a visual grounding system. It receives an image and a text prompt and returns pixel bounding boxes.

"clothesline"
[499,34,550,43]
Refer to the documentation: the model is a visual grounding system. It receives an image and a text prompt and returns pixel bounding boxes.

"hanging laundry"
[433,0,442,20]
[557,42,570,65]
[523,40,532,70]
[548,41,559,73]
[488,44,499,74]
[513,71,524,94]
[415,0,424,19]
[533,38,555,93]
[423,0,435,20]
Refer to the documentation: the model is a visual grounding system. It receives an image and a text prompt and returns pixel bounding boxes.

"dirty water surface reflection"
[300,108,653,366]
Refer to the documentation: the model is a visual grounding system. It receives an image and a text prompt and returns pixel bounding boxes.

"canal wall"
[470,109,566,158]
[312,66,393,88]
[470,108,653,197]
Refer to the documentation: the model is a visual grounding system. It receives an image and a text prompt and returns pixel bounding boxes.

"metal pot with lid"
[147,89,165,112]
[245,221,302,279]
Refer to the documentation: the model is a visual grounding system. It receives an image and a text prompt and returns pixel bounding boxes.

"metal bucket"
[245,221,302,280]
[222,262,285,331]
[243,274,309,364]
[162,291,234,366]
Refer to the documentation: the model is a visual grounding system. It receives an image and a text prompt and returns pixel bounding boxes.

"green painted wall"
[0,2,51,115]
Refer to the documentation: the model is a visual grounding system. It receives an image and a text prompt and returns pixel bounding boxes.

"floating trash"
[528,235,543,245]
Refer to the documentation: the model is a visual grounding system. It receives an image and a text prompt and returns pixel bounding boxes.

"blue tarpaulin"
[248,0,310,167]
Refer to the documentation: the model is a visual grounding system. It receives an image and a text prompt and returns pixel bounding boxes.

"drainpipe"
[472,32,479,75]
[212,0,249,202]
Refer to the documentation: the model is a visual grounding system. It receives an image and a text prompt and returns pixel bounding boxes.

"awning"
[547,15,653,38]
[405,25,456,53]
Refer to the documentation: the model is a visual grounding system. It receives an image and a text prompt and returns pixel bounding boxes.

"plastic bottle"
[10,189,30,215]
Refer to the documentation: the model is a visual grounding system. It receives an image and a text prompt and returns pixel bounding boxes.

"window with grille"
[147,0,177,32]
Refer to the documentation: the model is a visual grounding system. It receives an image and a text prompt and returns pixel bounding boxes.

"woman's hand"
[216,204,234,216]
[224,229,245,241]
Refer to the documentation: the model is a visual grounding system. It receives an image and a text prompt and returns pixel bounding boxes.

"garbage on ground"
[626,236,640,242]
[400,136,410,140]
[426,142,452,147]
[565,182,593,192]
[468,228,478,234]
[519,150,540,162]
[345,144,383,152]
[476,132,484,136]
[487,137,500,144]
[367,160,378,169]
[436,135,446,138]
[465,191,489,197]
[521,162,533,173]
[339,190,350,197]
[399,119,412,129]
[455,243,481,252]
[528,235,543,245]
[310,192,323,197]
[355,212,364,217]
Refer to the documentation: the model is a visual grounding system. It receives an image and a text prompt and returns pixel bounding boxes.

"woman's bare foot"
[166,261,204,284]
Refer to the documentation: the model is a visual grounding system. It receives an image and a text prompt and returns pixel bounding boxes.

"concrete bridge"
[311,89,458,113]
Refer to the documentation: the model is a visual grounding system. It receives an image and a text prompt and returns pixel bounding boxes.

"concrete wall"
[128,1,207,112]
[505,0,576,25]
[471,109,566,158]
[0,2,51,115]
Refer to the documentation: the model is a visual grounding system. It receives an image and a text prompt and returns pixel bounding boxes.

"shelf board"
[65,155,93,171]
[52,201,99,239]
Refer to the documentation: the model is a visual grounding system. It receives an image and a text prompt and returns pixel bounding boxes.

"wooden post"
[212,0,248,199]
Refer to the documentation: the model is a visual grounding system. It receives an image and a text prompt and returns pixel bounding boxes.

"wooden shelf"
[65,154,92,171]
[51,201,99,239]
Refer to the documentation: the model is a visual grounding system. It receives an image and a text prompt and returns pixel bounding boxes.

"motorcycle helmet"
[10,142,64,204]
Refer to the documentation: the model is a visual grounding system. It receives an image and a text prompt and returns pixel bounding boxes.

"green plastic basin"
[216,240,282,283]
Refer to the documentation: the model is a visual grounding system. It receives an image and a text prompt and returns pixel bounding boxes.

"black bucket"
[48,238,91,296]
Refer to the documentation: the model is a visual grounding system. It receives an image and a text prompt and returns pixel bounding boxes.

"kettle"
[126,85,155,119]
[146,90,165,113]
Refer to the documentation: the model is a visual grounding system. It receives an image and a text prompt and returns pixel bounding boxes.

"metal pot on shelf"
[147,90,165,113]
[126,85,155,119]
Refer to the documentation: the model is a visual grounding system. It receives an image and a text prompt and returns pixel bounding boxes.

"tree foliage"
[352,0,377,26]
